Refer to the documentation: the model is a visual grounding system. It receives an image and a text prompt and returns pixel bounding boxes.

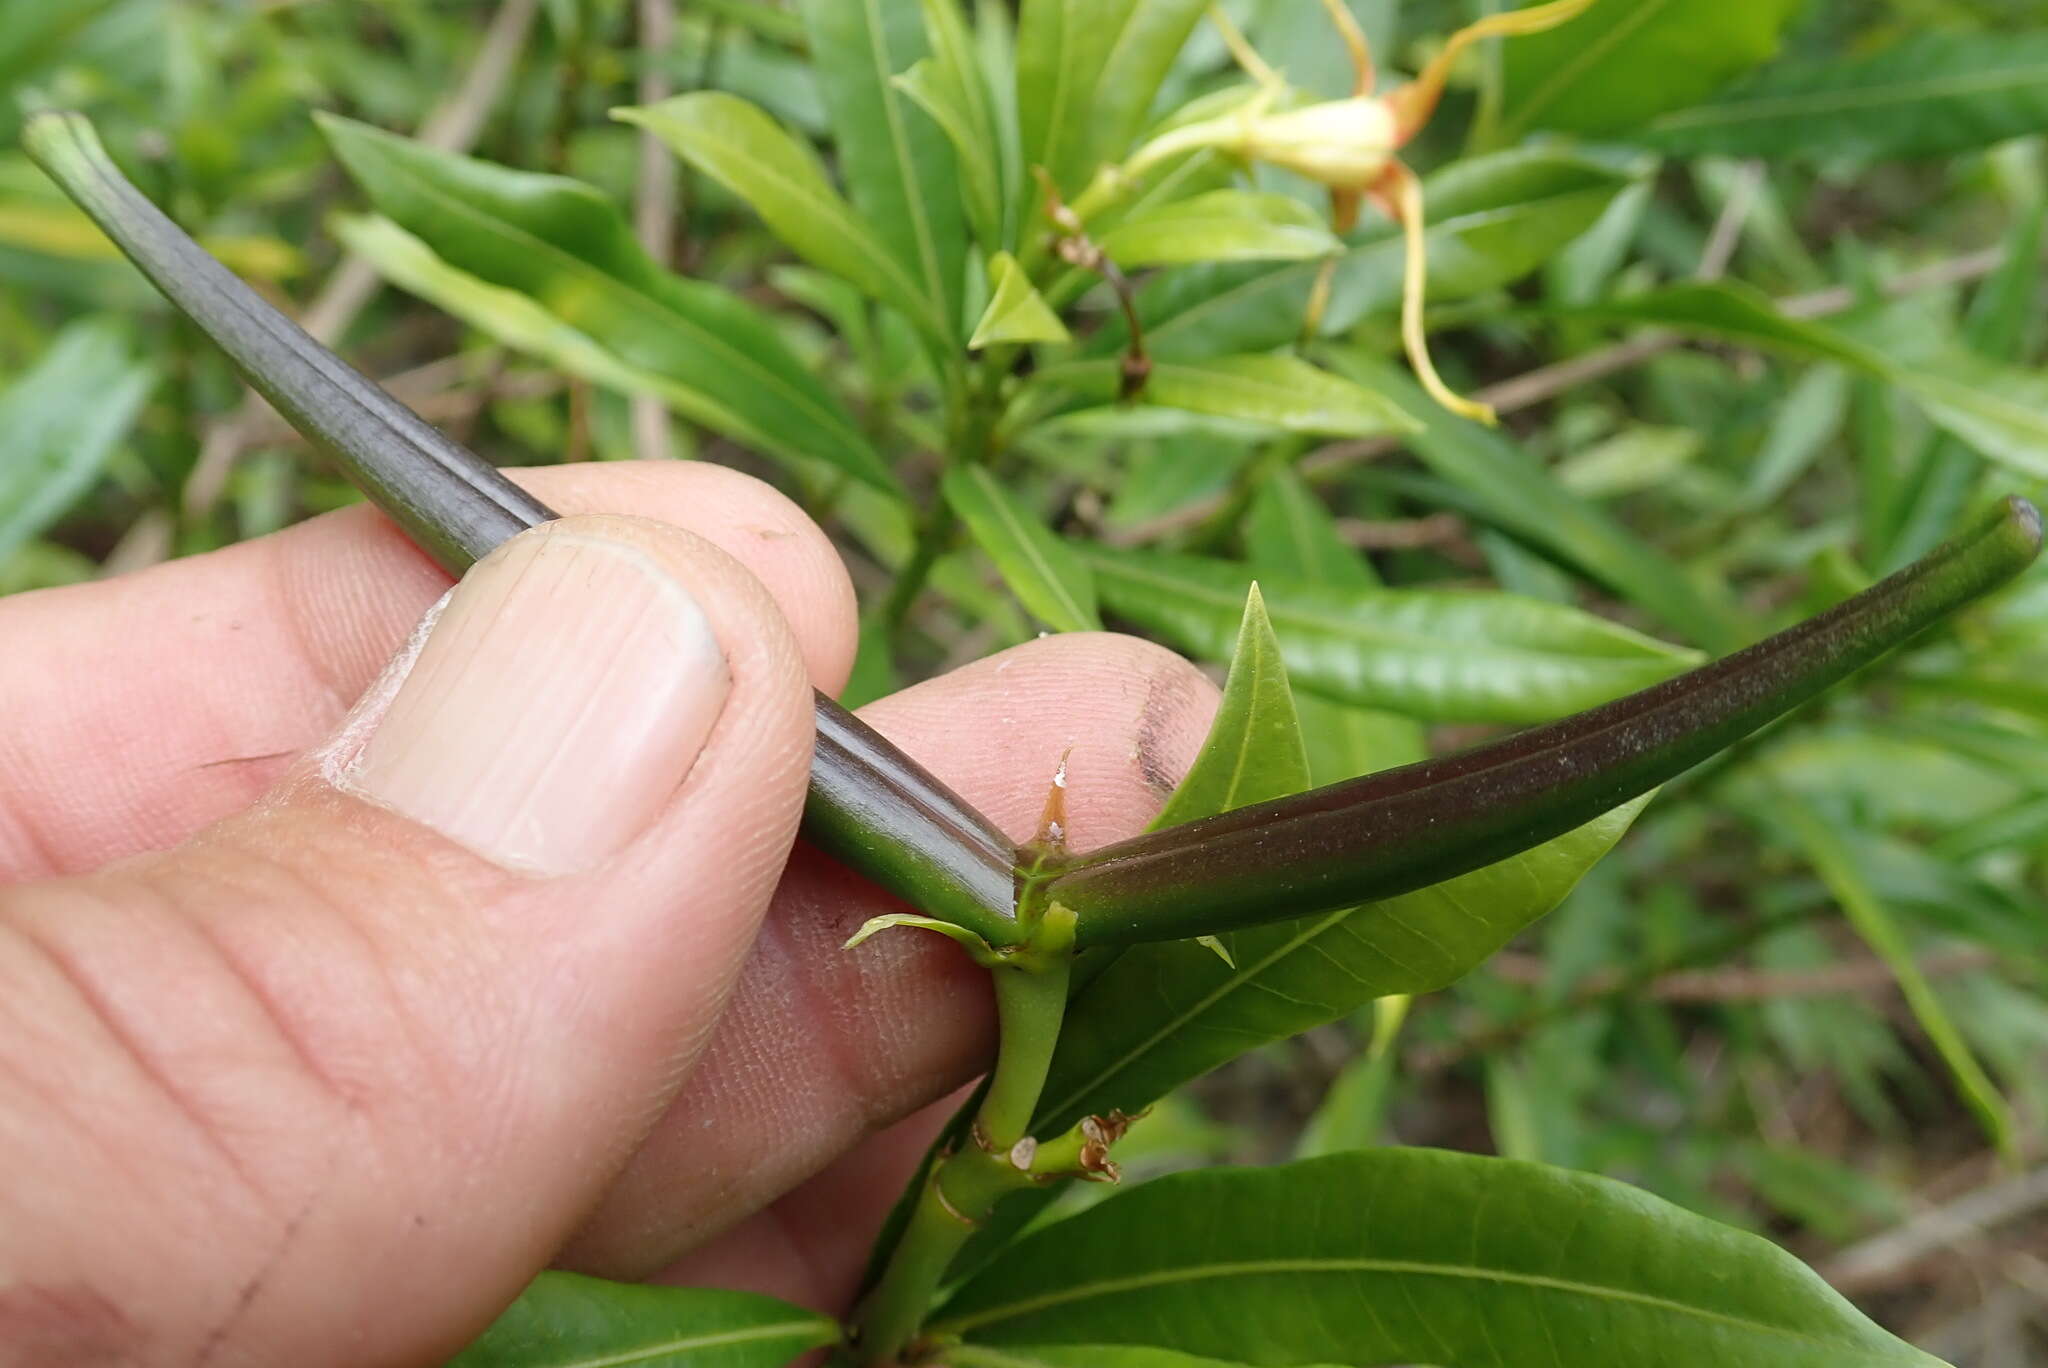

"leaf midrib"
[862,0,951,321]
[965,469,1094,629]
[648,103,942,336]
[1502,0,1674,140]
[1150,359,1404,428]
[1651,59,2048,133]
[932,1256,1891,1358]
[1037,904,1354,1125]
[369,150,873,464]
[1087,550,1676,662]
[1906,370,2048,443]
[543,1318,835,1368]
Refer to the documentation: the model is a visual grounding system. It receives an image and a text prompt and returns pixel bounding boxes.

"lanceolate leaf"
[970,250,1070,348]
[1034,798,1644,1138]
[951,1349,1294,1368]
[1243,470,1378,591]
[1767,799,2015,1158]
[1643,32,2048,164]
[1046,499,2043,947]
[1321,350,1749,653]
[1096,190,1340,268]
[1084,545,1697,723]
[313,114,898,493]
[1243,471,1426,776]
[1095,152,1629,362]
[0,318,154,566]
[941,466,1101,632]
[1016,0,1208,196]
[1038,355,1418,440]
[1886,200,2046,570]
[335,213,818,462]
[799,0,967,344]
[898,0,1009,251]
[896,56,1003,253]
[451,1273,840,1367]
[613,92,946,340]
[1562,282,2048,481]
[1151,584,1310,829]
[1497,0,1804,142]
[932,1151,1946,1367]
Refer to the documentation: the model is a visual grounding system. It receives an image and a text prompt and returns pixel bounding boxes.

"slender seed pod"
[24,111,1021,941]
[1044,497,2043,947]
[30,111,2042,960]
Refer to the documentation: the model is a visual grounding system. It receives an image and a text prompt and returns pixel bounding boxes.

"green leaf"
[1887,198,2046,569]
[941,466,1101,631]
[1016,0,1209,195]
[0,319,154,566]
[1033,797,1645,1139]
[933,1150,1946,1367]
[613,92,945,340]
[1038,355,1419,440]
[1563,281,2048,482]
[897,0,1010,252]
[1643,33,2048,164]
[1555,424,1703,499]
[1099,151,1630,362]
[1743,365,1851,511]
[1084,546,1698,723]
[1296,997,1409,1158]
[1559,280,1881,368]
[336,213,797,454]
[1151,583,1310,829]
[1096,190,1340,268]
[0,0,117,111]
[1497,0,1804,142]
[971,250,1071,347]
[1243,470,1377,590]
[1767,800,2015,1159]
[451,1273,839,1367]
[315,115,897,493]
[1896,350,2048,483]
[895,60,1002,254]
[952,1348,1295,1368]
[1241,471,1428,776]
[799,0,967,344]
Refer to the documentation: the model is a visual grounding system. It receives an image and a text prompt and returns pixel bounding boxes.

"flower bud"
[1239,96,1399,188]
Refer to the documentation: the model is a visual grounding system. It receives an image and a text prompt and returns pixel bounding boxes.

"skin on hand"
[0,461,1218,1365]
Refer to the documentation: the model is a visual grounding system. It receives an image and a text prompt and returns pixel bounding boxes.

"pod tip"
[1999,495,2043,558]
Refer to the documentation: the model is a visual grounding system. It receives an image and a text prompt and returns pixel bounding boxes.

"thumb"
[0,515,815,1366]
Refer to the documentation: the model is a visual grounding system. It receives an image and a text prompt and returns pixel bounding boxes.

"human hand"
[0,462,1216,1366]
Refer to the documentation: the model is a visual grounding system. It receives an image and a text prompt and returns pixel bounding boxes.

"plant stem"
[978,950,1072,1149]
[852,913,1074,1365]
[878,498,959,637]
[881,360,1007,639]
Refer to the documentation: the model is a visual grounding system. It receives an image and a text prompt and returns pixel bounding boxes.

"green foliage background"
[8,0,2048,1360]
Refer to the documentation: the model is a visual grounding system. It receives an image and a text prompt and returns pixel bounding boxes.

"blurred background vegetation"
[7,2,2048,1361]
